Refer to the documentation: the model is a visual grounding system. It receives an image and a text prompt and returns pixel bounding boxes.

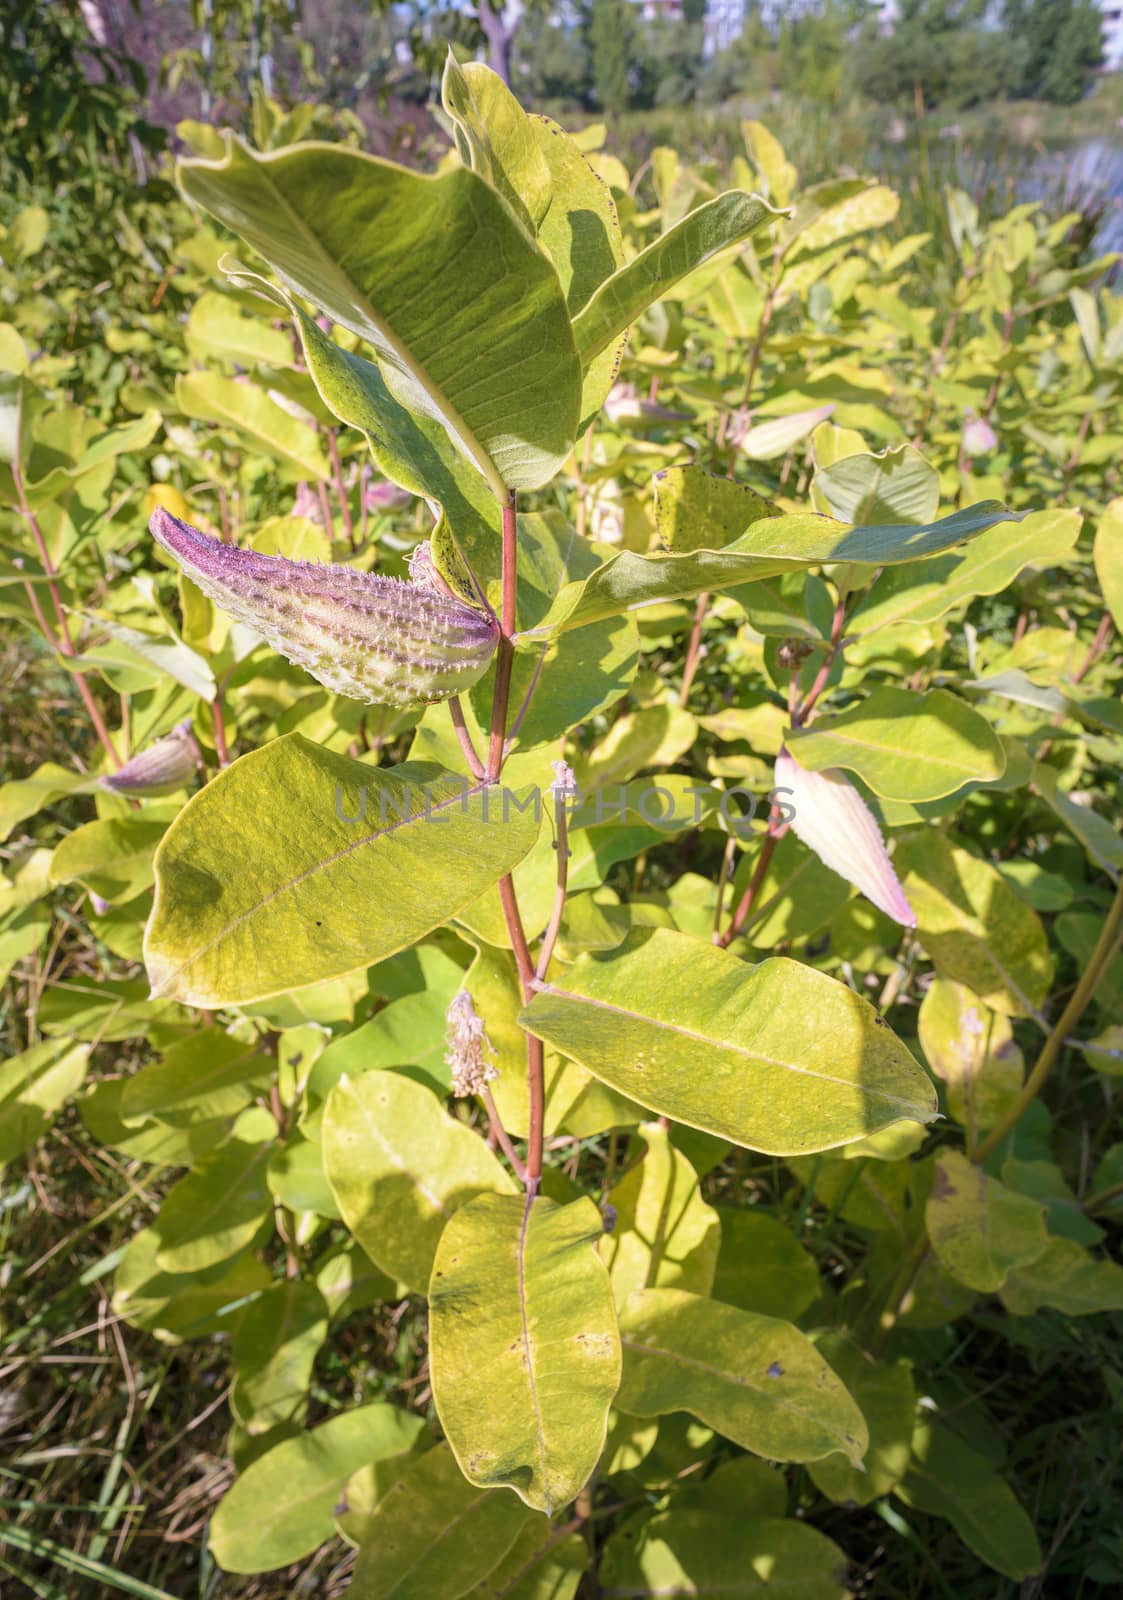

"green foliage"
[3,48,1123,1600]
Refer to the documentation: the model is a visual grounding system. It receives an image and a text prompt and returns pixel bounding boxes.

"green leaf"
[895,1420,1042,1580]
[348,1443,540,1600]
[530,113,624,422]
[711,1208,821,1320]
[120,1029,271,1125]
[788,688,1006,802]
[175,371,329,481]
[897,831,1053,1018]
[926,1149,1049,1292]
[0,763,96,844]
[49,817,167,904]
[441,55,551,236]
[231,1280,329,1433]
[144,735,540,1007]
[851,509,1082,634]
[323,1070,516,1294]
[604,1122,721,1305]
[221,263,501,569]
[572,191,776,365]
[1093,496,1123,633]
[521,928,937,1156]
[814,444,939,526]
[615,1288,868,1466]
[516,501,1019,642]
[152,1138,273,1272]
[600,1509,850,1600]
[209,1402,426,1574]
[459,1518,587,1600]
[113,1227,271,1340]
[184,289,296,369]
[179,137,581,496]
[1031,763,1123,877]
[0,1038,89,1168]
[999,1236,1123,1316]
[654,464,780,553]
[808,1337,915,1506]
[429,1193,621,1514]
[917,978,1024,1137]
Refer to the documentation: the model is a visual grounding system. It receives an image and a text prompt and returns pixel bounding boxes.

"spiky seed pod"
[150,508,499,711]
[99,720,200,797]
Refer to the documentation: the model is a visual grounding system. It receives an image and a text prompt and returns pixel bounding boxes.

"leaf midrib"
[530,983,926,1115]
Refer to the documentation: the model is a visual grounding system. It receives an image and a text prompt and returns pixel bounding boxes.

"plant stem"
[485,490,545,1194]
[679,591,709,707]
[482,1085,526,1182]
[1084,1177,1123,1216]
[327,430,356,548]
[14,465,122,769]
[487,495,518,782]
[448,696,485,780]
[717,817,782,948]
[212,697,230,768]
[1072,611,1113,685]
[792,596,847,727]
[535,780,572,983]
[973,870,1123,1165]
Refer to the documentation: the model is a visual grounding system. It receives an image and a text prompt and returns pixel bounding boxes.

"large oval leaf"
[323,1071,516,1294]
[144,735,540,1007]
[349,1443,540,1600]
[600,1508,850,1600]
[429,1193,621,1514]
[788,688,1006,802]
[178,138,581,495]
[521,928,937,1155]
[615,1288,868,1466]
[209,1402,426,1574]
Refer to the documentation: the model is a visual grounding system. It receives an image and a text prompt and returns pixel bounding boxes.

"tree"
[1002,0,1103,103]
[590,0,633,112]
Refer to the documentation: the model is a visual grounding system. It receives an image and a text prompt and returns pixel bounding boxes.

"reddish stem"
[792,597,846,728]
[679,591,710,708]
[449,695,485,780]
[717,816,783,949]
[487,497,518,781]
[328,431,356,549]
[212,697,230,767]
[15,466,121,769]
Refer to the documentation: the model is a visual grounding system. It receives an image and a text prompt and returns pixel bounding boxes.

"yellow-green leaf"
[895,1420,1042,1580]
[616,1287,868,1466]
[926,1149,1049,1292]
[604,1122,721,1305]
[521,928,937,1156]
[789,688,1005,802]
[323,1071,515,1294]
[917,978,1024,1137]
[897,831,1053,1018]
[348,1443,540,1600]
[144,735,540,1007]
[429,1193,621,1514]
[808,1337,915,1506]
[209,1402,426,1573]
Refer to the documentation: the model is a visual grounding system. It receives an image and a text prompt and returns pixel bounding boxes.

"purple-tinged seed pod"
[99,719,200,797]
[150,508,499,711]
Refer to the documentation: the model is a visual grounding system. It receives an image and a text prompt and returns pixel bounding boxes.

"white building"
[1099,0,1123,73]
